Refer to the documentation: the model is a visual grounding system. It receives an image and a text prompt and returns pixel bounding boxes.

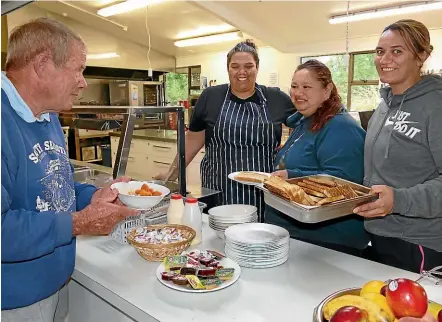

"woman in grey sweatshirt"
[353,19,442,273]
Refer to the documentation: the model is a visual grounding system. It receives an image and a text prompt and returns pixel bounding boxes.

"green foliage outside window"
[302,53,380,111]
[165,73,188,105]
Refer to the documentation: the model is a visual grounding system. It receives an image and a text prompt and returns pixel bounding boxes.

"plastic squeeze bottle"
[167,194,184,224]
[182,198,202,245]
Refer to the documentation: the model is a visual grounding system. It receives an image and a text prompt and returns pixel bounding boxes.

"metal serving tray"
[257,174,377,224]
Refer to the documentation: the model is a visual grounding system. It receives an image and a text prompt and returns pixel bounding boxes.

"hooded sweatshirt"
[364,75,442,252]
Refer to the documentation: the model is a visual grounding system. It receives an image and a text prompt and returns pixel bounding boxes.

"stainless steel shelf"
[67,105,184,114]
[63,105,186,196]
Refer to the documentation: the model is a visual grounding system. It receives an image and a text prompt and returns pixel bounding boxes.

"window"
[164,65,202,104]
[348,52,380,111]
[301,54,349,105]
[301,51,380,111]
[165,70,188,105]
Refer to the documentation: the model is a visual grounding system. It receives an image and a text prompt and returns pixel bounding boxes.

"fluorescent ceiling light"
[174,32,242,48]
[176,24,234,39]
[87,52,120,59]
[97,0,163,17]
[329,1,442,24]
[97,0,120,5]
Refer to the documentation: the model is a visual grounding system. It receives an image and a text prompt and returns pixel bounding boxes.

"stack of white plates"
[224,223,290,269]
[208,205,258,239]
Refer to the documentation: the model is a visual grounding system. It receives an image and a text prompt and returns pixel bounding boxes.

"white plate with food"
[156,250,241,293]
[228,171,271,186]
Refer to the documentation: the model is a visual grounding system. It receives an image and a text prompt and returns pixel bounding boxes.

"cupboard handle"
[127,157,135,161]
[153,161,171,165]
[152,145,170,149]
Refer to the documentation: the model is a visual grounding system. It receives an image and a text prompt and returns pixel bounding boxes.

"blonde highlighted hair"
[6,17,85,71]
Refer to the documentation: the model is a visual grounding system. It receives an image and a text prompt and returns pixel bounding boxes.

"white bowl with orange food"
[111,181,170,210]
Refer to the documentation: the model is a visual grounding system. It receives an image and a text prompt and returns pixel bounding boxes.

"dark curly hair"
[295,59,342,132]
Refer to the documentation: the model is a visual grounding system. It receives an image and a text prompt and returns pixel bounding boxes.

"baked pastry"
[308,177,337,187]
[234,172,269,183]
[264,177,313,206]
[324,184,358,199]
[301,180,329,193]
[296,182,326,198]
[264,176,293,200]
[316,195,345,206]
[265,175,364,207]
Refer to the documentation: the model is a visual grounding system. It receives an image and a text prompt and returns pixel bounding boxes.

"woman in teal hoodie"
[265,59,369,255]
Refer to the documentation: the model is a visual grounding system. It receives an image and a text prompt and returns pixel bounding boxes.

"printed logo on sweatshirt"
[384,110,421,139]
[28,140,67,164]
[27,140,75,213]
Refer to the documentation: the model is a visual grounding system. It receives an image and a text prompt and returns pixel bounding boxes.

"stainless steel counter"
[70,159,220,200]
[109,129,178,143]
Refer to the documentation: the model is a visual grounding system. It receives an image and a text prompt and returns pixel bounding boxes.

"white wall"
[7,4,175,71]
[177,47,299,94]
[177,28,442,90]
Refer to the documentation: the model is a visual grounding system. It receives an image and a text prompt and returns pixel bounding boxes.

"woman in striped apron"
[157,40,294,219]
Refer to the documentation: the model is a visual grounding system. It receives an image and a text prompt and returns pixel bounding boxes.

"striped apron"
[200,85,278,220]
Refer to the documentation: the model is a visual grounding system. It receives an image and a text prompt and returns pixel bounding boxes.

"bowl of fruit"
[111,181,170,210]
[313,278,441,322]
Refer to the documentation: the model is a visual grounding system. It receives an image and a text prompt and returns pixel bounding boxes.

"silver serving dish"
[258,174,378,223]
[312,288,361,322]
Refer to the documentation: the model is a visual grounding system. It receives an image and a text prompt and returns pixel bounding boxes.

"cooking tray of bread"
[256,174,377,223]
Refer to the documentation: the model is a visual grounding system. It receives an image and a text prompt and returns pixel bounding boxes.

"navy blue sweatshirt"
[1,91,97,309]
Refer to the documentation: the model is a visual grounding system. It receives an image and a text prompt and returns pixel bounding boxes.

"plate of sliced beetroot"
[156,249,241,293]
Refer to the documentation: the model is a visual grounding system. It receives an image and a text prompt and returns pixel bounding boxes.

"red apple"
[385,278,428,318]
[438,309,442,322]
[380,285,387,296]
[330,306,369,322]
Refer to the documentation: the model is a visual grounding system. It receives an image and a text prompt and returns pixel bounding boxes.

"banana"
[361,293,396,322]
[428,301,442,320]
[323,294,393,322]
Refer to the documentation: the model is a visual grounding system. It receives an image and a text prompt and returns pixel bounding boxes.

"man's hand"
[353,185,394,218]
[72,201,139,236]
[91,176,131,205]
[272,170,288,180]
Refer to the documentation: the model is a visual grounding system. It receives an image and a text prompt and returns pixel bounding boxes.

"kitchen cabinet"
[110,136,204,186]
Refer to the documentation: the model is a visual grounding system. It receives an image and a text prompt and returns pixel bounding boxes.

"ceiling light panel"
[176,24,234,39]
[174,32,242,47]
[97,0,163,17]
[329,1,442,24]
[87,52,120,59]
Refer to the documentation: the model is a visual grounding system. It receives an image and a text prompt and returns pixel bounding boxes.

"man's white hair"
[6,17,85,71]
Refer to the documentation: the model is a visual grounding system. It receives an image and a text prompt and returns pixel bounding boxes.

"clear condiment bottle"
[167,194,184,224]
[182,198,202,245]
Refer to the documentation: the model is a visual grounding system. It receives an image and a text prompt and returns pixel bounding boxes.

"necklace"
[277,127,306,170]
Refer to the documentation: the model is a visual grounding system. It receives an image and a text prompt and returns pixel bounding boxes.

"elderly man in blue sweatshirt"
[1,18,138,321]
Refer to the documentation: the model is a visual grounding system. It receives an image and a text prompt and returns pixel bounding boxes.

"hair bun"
[245,39,257,50]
